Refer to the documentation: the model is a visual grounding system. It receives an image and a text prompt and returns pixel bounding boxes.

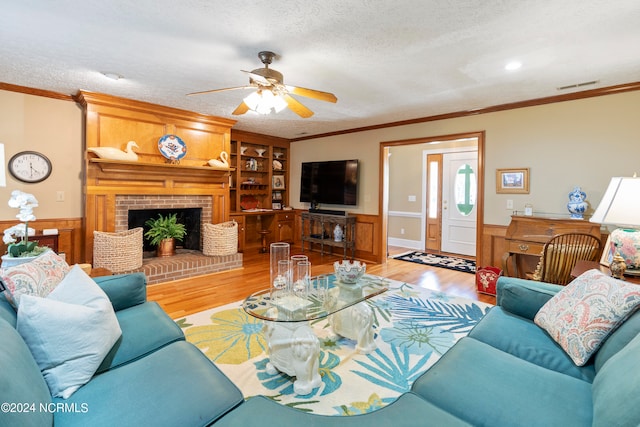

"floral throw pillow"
[534,269,640,366]
[0,251,70,308]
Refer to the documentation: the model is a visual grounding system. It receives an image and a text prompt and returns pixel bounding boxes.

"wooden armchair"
[532,233,602,285]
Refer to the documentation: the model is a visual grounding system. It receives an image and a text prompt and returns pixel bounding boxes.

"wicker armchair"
[532,233,602,285]
[93,228,143,273]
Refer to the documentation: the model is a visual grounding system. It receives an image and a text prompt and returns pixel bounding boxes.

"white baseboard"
[388,237,422,250]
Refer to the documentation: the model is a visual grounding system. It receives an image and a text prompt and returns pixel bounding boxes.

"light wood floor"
[147,246,496,319]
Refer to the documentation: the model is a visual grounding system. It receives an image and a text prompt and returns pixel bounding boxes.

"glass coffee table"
[242,276,387,395]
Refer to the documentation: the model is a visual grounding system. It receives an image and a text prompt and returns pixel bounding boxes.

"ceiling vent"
[557,80,600,91]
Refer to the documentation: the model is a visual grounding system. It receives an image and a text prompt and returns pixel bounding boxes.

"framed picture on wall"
[496,168,530,194]
[272,175,285,189]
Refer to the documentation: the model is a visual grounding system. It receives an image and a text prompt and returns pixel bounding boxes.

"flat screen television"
[300,159,359,206]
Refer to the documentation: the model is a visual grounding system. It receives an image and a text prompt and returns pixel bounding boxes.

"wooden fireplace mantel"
[88,158,234,182]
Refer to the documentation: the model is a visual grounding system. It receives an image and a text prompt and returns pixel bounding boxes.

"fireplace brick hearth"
[137,250,242,285]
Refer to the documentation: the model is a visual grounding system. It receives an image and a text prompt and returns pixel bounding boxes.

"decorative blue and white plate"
[158,134,187,161]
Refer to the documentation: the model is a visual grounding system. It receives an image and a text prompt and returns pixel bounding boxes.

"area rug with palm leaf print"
[176,274,491,416]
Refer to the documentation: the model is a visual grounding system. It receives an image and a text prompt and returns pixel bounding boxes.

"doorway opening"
[381,132,484,261]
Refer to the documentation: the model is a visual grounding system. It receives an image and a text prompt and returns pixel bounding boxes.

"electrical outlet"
[506,199,513,209]
[400,228,405,235]
[408,195,416,202]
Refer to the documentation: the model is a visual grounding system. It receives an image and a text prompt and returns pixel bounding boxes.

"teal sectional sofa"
[411,277,640,426]
[0,273,243,427]
[2,272,639,426]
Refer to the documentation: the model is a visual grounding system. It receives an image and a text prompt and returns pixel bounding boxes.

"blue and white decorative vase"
[333,224,343,242]
[567,187,588,219]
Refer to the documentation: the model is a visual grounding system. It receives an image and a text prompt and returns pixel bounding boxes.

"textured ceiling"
[2,1,639,139]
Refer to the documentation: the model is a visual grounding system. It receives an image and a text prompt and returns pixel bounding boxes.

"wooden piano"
[501,215,601,278]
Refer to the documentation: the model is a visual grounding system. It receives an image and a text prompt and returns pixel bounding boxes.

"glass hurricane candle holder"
[273,259,291,305]
[270,242,290,303]
[315,274,329,304]
[292,260,311,301]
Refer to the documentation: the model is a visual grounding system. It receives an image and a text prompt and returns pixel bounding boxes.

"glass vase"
[292,260,311,301]
[270,242,290,304]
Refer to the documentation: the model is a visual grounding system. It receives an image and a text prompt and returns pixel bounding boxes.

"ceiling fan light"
[255,103,272,115]
[243,90,287,115]
[272,94,288,113]
[243,91,262,110]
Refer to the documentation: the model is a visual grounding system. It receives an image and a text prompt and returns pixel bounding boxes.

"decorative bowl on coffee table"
[334,260,366,284]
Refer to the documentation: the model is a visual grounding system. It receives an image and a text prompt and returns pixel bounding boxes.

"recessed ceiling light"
[102,72,123,81]
[505,61,522,71]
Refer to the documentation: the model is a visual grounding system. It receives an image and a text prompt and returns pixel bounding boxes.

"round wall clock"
[8,151,52,183]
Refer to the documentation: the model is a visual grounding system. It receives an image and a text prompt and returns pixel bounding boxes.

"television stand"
[301,212,355,259]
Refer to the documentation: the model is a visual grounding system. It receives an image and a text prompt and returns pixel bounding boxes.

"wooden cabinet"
[229,130,289,213]
[33,234,58,253]
[230,215,245,252]
[275,212,295,243]
[301,212,356,259]
[502,215,601,278]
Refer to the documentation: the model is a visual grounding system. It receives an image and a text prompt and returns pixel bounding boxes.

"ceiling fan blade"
[232,101,250,115]
[287,86,337,103]
[187,86,254,96]
[241,70,272,86]
[282,94,314,118]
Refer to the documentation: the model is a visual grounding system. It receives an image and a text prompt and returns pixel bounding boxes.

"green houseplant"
[144,213,187,257]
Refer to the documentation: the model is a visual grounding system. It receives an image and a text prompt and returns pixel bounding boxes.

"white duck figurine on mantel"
[207,151,230,169]
[87,141,139,161]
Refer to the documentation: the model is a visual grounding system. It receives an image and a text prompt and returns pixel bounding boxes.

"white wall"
[0,90,83,221]
[291,90,640,226]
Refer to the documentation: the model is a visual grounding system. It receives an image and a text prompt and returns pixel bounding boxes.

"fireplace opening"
[128,208,202,252]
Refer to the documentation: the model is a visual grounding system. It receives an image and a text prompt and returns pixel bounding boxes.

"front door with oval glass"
[441,151,477,256]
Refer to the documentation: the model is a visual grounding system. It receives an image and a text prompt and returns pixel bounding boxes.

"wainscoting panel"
[353,214,381,263]
[479,224,508,269]
[0,218,83,265]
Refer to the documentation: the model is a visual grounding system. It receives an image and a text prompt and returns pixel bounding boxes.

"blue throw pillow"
[16,265,122,398]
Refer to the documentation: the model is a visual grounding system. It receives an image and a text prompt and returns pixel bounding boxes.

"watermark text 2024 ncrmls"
[1,402,89,413]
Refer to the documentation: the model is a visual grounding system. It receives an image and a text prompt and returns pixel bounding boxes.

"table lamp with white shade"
[590,176,640,278]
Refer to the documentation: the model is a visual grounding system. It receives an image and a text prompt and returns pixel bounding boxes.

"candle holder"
[270,242,290,303]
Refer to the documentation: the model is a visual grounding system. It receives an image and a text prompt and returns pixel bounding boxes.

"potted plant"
[2,190,49,267]
[144,213,187,257]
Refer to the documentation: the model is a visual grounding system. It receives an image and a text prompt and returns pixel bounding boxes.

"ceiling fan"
[187,51,337,118]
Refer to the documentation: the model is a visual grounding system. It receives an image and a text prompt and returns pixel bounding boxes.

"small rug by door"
[393,251,476,274]
[177,275,491,416]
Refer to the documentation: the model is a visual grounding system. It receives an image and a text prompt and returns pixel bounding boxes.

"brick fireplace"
[84,161,241,285]
[116,195,212,250]
[111,195,242,284]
